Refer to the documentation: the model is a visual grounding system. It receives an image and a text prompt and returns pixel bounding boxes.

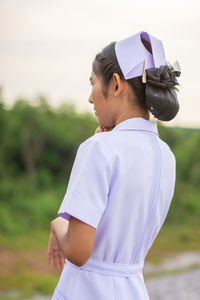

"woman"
[47,31,181,299]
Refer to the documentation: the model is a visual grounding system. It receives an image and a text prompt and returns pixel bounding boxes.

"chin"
[96,116,101,125]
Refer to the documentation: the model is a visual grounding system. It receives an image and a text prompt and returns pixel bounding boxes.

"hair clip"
[142,59,147,83]
[167,60,181,76]
[172,60,181,73]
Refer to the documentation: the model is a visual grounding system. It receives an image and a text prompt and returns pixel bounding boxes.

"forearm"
[51,216,95,267]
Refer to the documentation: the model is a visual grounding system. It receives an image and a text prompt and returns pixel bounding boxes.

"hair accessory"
[142,59,147,83]
[115,31,181,121]
[167,60,181,91]
[115,31,166,80]
[145,63,181,121]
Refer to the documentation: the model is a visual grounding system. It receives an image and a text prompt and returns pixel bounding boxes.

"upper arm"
[66,216,96,266]
[58,139,112,229]
[57,139,111,266]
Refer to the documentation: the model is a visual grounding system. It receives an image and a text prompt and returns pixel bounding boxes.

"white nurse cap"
[115,31,166,80]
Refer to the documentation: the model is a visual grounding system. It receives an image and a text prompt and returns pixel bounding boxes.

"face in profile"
[89,71,117,129]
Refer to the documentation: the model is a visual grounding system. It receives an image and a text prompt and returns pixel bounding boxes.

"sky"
[0,0,200,128]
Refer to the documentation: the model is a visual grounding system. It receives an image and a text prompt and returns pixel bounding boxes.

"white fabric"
[53,117,176,300]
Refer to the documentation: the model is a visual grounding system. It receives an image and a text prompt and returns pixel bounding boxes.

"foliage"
[0,96,97,235]
[0,97,200,236]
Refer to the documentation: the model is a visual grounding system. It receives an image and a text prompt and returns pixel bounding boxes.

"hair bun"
[145,65,181,121]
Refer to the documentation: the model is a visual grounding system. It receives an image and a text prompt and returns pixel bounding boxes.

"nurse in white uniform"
[47,31,181,299]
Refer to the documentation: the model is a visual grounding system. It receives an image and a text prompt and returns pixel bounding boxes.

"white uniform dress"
[52,117,176,300]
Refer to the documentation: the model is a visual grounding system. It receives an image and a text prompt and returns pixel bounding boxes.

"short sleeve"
[57,139,111,229]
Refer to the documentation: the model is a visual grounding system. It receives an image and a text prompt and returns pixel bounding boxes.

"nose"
[88,94,93,104]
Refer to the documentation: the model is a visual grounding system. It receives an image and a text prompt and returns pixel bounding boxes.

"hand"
[51,216,69,236]
[95,126,114,133]
[47,229,65,272]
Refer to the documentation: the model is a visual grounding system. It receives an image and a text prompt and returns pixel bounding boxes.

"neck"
[114,108,150,127]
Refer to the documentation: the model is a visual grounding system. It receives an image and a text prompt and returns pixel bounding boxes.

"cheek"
[92,88,102,107]
[90,87,97,103]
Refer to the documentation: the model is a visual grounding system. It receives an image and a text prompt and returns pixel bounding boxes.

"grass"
[0,229,50,250]
[146,221,200,263]
[0,271,57,298]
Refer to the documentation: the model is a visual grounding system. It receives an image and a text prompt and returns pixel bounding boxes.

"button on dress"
[52,117,176,300]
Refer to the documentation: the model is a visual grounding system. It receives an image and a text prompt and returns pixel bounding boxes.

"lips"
[93,107,97,116]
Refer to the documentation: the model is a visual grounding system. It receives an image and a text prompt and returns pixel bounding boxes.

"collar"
[111,117,159,136]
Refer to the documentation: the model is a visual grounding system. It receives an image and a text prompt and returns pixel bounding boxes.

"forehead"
[92,60,102,77]
[90,71,99,81]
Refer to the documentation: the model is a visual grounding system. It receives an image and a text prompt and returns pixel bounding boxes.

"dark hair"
[92,39,180,121]
[92,41,149,110]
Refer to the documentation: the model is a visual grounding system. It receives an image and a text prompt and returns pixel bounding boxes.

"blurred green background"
[0,95,200,299]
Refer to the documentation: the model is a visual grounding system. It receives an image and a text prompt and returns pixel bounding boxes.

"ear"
[112,73,124,96]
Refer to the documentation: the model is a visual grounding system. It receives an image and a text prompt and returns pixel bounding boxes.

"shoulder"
[76,131,119,167]
[79,131,116,152]
[158,137,176,164]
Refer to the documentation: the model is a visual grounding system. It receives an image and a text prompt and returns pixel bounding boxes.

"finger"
[96,126,105,133]
[58,250,64,266]
[58,250,65,270]
[53,256,59,271]
[95,127,101,133]
[101,127,110,131]
[53,250,60,271]
[47,242,53,265]
[47,248,52,266]
[47,234,54,265]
